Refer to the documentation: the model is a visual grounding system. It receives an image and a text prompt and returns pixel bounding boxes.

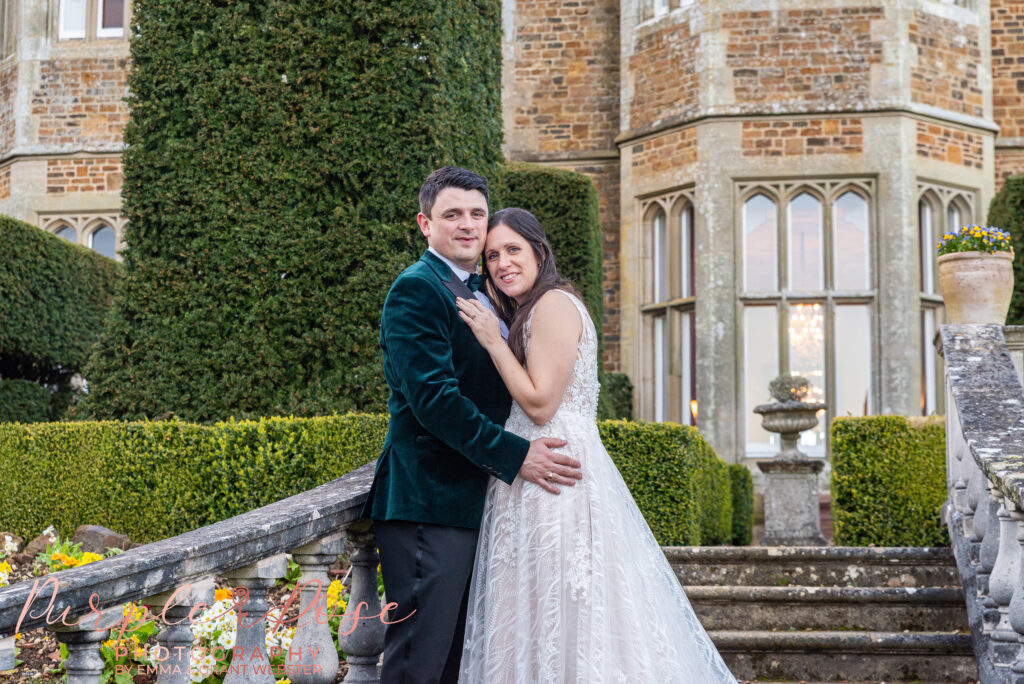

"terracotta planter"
[937,251,1014,324]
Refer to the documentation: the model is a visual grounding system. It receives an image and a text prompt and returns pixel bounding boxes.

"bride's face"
[484,223,541,304]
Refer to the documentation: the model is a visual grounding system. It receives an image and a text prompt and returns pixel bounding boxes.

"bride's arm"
[457,292,582,426]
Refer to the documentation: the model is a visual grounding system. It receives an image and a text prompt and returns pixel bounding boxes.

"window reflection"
[833,192,869,291]
[55,225,77,242]
[745,306,779,449]
[788,303,825,446]
[89,224,116,258]
[653,208,667,302]
[788,193,823,292]
[835,305,871,417]
[744,194,777,292]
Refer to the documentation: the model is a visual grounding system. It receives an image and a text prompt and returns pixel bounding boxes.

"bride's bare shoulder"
[531,289,583,341]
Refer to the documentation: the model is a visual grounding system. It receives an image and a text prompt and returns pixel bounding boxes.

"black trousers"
[374,519,479,684]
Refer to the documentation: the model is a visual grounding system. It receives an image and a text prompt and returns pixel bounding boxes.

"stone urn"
[937,251,1014,324]
[755,375,828,546]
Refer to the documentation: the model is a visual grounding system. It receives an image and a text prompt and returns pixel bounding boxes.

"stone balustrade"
[0,461,382,683]
[942,325,1024,683]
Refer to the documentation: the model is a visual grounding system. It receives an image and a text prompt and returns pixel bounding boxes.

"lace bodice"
[514,289,599,423]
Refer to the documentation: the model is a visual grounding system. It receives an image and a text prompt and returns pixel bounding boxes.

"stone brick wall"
[991,0,1024,139]
[0,63,16,157]
[0,165,10,200]
[509,0,619,154]
[996,150,1024,192]
[46,157,123,193]
[629,19,698,130]
[722,8,883,110]
[741,118,863,157]
[908,11,983,118]
[630,127,697,183]
[916,122,984,168]
[34,59,129,148]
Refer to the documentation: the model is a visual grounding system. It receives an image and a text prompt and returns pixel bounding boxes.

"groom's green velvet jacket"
[362,250,530,529]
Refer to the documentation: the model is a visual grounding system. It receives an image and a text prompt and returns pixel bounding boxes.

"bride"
[454,207,737,683]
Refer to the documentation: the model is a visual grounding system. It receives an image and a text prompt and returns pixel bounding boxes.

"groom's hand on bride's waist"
[518,437,581,494]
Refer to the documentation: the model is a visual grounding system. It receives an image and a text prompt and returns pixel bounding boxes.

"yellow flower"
[277,679,291,684]
[215,588,234,602]
[79,552,103,565]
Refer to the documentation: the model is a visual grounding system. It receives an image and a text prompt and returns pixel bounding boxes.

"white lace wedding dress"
[460,290,736,684]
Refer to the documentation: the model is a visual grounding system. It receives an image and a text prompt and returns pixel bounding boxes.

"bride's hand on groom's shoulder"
[456,297,503,349]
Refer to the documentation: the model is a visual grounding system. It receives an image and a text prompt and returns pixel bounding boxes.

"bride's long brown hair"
[483,208,581,365]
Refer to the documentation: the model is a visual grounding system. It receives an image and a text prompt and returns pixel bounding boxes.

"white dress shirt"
[428,246,509,340]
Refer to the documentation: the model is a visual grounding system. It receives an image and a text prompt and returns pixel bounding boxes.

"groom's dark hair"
[419,166,489,218]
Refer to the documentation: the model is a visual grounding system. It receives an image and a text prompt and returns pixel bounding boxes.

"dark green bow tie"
[464,273,483,292]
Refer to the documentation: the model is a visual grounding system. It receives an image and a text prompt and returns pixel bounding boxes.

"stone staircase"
[667,546,977,683]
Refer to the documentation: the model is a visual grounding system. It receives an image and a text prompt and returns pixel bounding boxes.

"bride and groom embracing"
[362,166,736,684]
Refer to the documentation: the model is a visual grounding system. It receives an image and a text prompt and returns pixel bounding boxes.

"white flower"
[190,653,217,683]
[216,628,235,650]
[2,535,17,555]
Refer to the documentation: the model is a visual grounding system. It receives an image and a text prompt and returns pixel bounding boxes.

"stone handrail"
[941,324,1024,683]
[0,461,383,683]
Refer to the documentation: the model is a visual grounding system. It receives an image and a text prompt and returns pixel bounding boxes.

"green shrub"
[988,174,1024,324]
[831,415,948,546]
[493,163,604,347]
[0,414,387,542]
[0,216,119,418]
[597,371,633,420]
[80,0,504,422]
[599,420,731,546]
[729,463,754,546]
[0,379,54,423]
[4,415,732,548]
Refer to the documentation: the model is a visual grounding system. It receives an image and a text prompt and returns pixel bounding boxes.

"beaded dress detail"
[460,290,736,683]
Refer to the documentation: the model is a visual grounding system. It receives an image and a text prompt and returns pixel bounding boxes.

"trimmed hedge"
[493,163,604,346]
[1,414,388,543]
[729,463,754,546]
[597,371,633,420]
[80,0,504,421]
[0,216,119,417]
[0,379,54,423]
[599,420,732,546]
[987,174,1024,325]
[4,417,734,548]
[831,415,948,546]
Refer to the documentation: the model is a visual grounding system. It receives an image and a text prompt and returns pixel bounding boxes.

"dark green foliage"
[599,420,732,546]
[831,415,948,546]
[0,379,54,423]
[0,413,388,542]
[80,0,504,421]
[597,371,633,420]
[988,174,1024,324]
[729,463,754,546]
[493,162,604,345]
[0,216,119,420]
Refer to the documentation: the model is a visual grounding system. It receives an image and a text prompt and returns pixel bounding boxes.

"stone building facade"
[502,0,1024,466]
[3,0,1023,467]
[0,0,129,259]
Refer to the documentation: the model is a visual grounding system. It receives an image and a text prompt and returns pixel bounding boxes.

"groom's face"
[417,187,488,272]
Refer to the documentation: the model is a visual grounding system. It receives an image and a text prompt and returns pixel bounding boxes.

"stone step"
[687,585,968,631]
[712,630,976,682]
[667,546,959,587]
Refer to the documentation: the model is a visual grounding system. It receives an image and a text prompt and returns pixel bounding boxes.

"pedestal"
[757,458,827,546]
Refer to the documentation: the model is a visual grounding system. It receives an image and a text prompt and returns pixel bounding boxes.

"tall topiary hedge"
[729,463,754,546]
[0,216,119,419]
[831,415,948,546]
[988,174,1024,324]
[80,0,504,422]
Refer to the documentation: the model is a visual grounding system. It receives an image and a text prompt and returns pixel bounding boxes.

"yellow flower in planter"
[79,552,103,565]
[215,588,234,602]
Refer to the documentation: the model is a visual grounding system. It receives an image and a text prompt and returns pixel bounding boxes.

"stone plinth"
[757,458,828,546]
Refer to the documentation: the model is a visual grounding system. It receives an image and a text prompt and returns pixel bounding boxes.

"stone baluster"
[223,555,288,684]
[980,484,1004,632]
[947,402,969,512]
[992,491,1021,667]
[288,532,346,684]
[338,522,384,683]
[967,462,986,558]
[49,607,122,684]
[146,577,215,684]
[1008,506,1024,682]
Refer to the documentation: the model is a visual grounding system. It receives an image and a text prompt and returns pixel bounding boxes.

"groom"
[362,166,582,683]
